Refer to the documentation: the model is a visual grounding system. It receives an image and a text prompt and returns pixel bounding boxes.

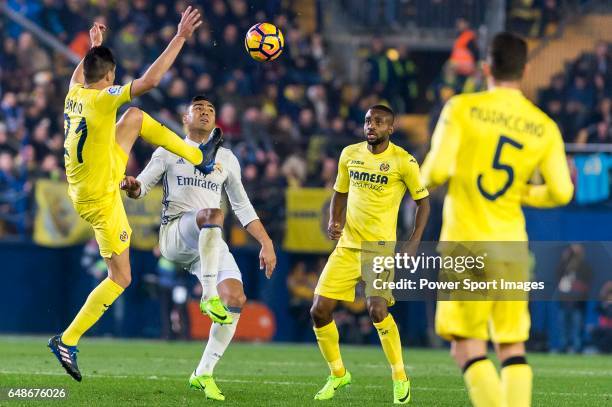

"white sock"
[198,226,222,300]
[195,310,241,376]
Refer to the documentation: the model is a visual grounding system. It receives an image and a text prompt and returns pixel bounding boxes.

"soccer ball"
[245,23,284,62]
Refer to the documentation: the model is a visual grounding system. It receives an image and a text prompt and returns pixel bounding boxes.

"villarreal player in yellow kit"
[421,33,573,407]
[311,105,430,404]
[48,9,225,382]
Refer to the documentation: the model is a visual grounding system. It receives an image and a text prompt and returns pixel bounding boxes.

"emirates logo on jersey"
[380,162,390,172]
[119,231,129,242]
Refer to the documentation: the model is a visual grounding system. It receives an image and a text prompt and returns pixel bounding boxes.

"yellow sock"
[501,360,532,407]
[313,321,346,377]
[463,358,502,407]
[61,278,124,346]
[373,313,407,381]
[141,112,203,164]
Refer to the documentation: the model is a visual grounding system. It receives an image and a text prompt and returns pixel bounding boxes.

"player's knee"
[497,342,525,362]
[124,106,143,123]
[197,208,224,228]
[310,302,332,325]
[109,273,131,289]
[225,291,247,308]
[367,302,388,323]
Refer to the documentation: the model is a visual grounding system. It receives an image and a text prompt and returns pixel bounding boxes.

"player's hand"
[176,6,203,39]
[259,240,277,279]
[120,176,141,198]
[401,240,420,258]
[327,221,343,240]
[90,22,106,47]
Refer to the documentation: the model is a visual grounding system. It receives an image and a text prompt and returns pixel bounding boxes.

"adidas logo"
[176,158,186,164]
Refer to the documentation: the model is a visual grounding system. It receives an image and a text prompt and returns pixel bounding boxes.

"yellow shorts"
[314,247,394,305]
[73,144,131,258]
[435,261,531,343]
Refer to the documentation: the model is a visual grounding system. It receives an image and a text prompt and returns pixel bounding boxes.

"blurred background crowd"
[0,0,611,352]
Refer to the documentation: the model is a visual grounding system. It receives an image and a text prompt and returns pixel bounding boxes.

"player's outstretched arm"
[327,191,348,240]
[130,6,202,98]
[69,22,106,88]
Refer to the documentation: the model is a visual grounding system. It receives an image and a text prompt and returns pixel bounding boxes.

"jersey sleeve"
[421,97,462,188]
[522,121,574,207]
[135,148,167,198]
[224,152,259,226]
[333,148,350,193]
[95,82,133,113]
[402,153,429,200]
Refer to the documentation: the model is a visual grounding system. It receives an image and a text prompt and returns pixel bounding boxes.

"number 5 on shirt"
[477,135,524,201]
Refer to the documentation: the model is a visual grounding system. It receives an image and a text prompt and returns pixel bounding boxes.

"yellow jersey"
[63,82,132,203]
[421,87,573,241]
[334,141,429,249]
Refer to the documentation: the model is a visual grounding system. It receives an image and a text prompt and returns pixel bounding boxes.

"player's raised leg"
[367,296,411,404]
[310,294,352,400]
[496,342,532,407]
[190,278,245,401]
[452,338,502,407]
[115,107,222,175]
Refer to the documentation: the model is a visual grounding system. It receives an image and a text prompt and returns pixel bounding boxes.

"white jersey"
[135,139,258,227]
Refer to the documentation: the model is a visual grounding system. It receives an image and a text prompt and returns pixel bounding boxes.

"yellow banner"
[122,187,163,251]
[33,180,93,246]
[283,187,335,253]
[34,180,163,250]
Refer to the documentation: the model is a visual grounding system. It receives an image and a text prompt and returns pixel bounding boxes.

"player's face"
[185,101,216,132]
[364,109,393,145]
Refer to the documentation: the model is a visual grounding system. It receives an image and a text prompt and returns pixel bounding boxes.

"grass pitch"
[0,336,610,406]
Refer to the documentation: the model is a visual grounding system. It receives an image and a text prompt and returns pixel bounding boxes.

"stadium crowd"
[0,0,335,237]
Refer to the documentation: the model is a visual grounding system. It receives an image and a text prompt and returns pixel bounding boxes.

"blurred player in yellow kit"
[311,105,430,404]
[48,7,225,382]
[421,32,574,407]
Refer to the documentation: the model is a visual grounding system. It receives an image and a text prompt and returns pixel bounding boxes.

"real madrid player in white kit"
[121,96,277,401]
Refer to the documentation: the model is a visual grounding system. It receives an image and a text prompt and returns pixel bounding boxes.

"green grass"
[0,336,610,406]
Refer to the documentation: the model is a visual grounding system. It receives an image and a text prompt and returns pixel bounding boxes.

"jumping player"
[48,8,222,381]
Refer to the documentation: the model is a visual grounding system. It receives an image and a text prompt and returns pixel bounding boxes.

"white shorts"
[159,211,242,284]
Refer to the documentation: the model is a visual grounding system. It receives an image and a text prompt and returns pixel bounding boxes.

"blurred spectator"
[555,244,592,353]
[538,0,560,38]
[113,22,144,75]
[281,152,307,187]
[588,41,611,78]
[575,121,612,144]
[590,282,612,353]
[17,32,52,75]
[449,18,478,79]
[287,260,318,341]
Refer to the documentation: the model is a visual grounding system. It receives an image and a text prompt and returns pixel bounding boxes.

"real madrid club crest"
[380,162,390,172]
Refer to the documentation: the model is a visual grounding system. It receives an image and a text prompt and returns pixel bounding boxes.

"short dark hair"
[83,46,116,83]
[191,95,216,108]
[489,32,527,81]
[369,104,395,121]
